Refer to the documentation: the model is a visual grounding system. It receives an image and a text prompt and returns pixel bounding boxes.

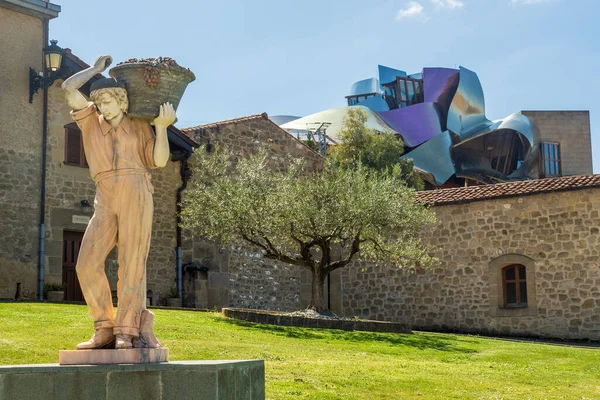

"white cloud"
[431,0,464,8]
[510,0,556,4]
[396,1,425,19]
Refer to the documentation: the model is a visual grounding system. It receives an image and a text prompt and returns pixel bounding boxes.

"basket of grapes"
[109,57,195,121]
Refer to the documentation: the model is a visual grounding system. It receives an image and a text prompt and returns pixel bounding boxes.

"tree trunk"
[308,269,328,313]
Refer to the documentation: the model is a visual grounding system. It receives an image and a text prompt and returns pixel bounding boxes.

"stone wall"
[522,111,593,177]
[181,115,324,310]
[0,7,45,298]
[340,188,600,341]
[0,148,41,298]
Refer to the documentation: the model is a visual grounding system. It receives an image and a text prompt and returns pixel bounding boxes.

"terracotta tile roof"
[181,113,269,132]
[416,174,600,206]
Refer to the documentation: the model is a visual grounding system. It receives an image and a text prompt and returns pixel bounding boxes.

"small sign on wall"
[72,215,90,225]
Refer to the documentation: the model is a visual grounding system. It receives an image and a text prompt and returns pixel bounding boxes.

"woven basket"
[109,62,195,121]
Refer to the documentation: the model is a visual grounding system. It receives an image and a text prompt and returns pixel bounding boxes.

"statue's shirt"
[71,102,157,182]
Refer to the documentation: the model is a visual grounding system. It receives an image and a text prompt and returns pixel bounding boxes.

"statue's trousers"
[76,169,154,337]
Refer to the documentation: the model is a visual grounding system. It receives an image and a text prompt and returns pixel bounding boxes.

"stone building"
[341,176,600,341]
[0,0,61,299]
[0,0,197,302]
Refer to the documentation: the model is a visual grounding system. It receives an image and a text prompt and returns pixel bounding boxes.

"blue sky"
[50,0,599,171]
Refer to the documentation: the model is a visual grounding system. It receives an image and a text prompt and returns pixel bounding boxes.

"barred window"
[64,122,88,168]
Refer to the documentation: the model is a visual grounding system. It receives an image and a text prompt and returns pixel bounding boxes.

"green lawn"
[0,302,598,399]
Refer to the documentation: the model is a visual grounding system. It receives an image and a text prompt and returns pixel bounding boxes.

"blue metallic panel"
[356,95,390,112]
[378,102,443,147]
[401,130,455,185]
[349,78,380,96]
[447,66,488,138]
[378,65,407,85]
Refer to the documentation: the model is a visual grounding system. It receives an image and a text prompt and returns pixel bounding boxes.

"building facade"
[0,0,60,299]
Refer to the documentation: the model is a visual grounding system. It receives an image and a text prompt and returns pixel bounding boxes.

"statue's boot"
[76,328,115,350]
[133,310,162,349]
[115,334,133,349]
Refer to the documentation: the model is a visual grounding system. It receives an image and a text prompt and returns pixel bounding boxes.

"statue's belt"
[93,169,154,193]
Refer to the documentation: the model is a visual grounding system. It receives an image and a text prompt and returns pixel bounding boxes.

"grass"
[0,302,599,399]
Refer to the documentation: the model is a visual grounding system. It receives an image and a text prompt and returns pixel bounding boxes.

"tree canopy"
[181,147,437,313]
[328,107,423,189]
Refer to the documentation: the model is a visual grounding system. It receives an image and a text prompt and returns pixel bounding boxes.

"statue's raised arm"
[62,55,112,110]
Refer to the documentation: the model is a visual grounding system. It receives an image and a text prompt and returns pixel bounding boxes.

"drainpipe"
[176,158,192,302]
[37,20,50,301]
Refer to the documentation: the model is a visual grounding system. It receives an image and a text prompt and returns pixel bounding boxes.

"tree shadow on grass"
[215,317,477,353]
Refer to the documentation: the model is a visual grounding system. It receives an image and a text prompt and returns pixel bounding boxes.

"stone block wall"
[0,148,41,298]
[0,7,45,298]
[227,244,304,311]
[340,188,600,340]
[522,110,593,177]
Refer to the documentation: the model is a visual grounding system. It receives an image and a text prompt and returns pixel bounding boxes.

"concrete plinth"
[0,360,265,400]
[59,348,169,365]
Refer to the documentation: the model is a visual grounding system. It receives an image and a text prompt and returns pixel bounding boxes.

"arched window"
[489,254,536,317]
[502,264,527,307]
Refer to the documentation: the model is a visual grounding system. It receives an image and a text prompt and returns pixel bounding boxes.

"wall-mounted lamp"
[80,200,93,214]
[29,39,64,103]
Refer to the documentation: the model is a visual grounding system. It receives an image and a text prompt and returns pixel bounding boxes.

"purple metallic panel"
[377,102,443,147]
[423,67,459,113]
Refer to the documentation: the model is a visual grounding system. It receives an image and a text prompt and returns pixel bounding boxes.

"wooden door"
[62,230,85,302]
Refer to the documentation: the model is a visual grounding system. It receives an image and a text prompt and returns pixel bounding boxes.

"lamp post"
[35,38,63,301]
[29,39,63,103]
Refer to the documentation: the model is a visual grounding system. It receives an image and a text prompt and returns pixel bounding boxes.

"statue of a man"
[62,55,175,350]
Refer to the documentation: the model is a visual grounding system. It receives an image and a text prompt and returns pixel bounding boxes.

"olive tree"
[328,107,423,189]
[180,148,437,313]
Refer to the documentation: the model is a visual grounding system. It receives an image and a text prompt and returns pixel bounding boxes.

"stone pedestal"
[0,360,265,400]
[59,348,169,365]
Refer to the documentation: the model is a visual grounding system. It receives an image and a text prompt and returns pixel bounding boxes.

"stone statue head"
[90,78,129,120]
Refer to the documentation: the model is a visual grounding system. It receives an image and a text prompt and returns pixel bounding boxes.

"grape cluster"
[144,66,161,88]
[117,57,182,89]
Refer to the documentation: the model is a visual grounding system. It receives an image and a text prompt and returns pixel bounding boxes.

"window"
[64,122,88,168]
[539,142,561,177]
[382,77,424,109]
[502,264,527,307]
[489,254,537,317]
